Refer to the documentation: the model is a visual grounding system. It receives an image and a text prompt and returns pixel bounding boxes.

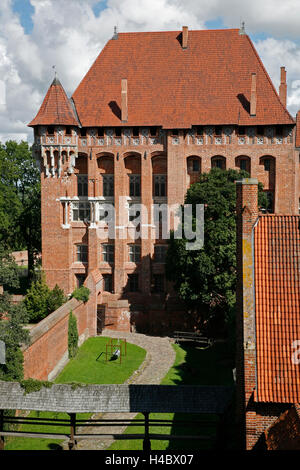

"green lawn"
[4,336,146,450]
[108,340,235,451]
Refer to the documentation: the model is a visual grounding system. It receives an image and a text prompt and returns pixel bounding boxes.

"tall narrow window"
[211,157,226,170]
[154,245,167,263]
[102,244,114,263]
[128,274,139,292]
[129,244,141,263]
[129,175,141,197]
[103,274,113,292]
[102,175,114,197]
[76,244,88,263]
[153,274,164,293]
[77,175,88,197]
[154,175,166,197]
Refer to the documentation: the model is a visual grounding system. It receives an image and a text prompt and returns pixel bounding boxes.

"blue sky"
[1,0,300,142]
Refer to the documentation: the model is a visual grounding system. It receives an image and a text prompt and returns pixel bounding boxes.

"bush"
[68,311,79,359]
[24,275,66,323]
[71,286,90,303]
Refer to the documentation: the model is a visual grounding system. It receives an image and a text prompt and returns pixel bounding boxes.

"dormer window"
[47,126,54,135]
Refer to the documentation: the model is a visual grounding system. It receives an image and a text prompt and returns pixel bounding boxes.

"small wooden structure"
[173,331,213,347]
[0,382,233,451]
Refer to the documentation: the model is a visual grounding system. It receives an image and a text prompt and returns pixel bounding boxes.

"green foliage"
[0,245,29,381]
[166,168,267,335]
[0,141,41,281]
[19,378,53,395]
[0,246,19,290]
[71,286,90,303]
[68,311,79,359]
[24,275,66,323]
[46,284,66,314]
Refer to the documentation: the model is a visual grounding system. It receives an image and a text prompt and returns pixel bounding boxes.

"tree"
[165,168,267,335]
[24,275,66,323]
[68,311,78,359]
[0,245,29,381]
[0,140,41,282]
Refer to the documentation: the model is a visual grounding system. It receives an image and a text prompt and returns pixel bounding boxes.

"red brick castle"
[29,26,299,333]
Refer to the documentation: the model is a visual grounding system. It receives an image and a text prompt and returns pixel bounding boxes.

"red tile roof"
[29,77,79,127]
[254,215,300,403]
[71,29,294,128]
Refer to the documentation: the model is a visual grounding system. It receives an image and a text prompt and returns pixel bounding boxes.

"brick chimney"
[279,66,287,107]
[121,78,128,122]
[182,26,188,49]
[235,178,259,449]
[250,73,256,116]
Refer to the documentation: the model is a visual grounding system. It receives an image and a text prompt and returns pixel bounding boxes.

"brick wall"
[22,269,99,381]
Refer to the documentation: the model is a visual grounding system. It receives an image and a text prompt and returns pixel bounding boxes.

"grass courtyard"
[108,340,235,451]
[4,336,146,450]
[4,337,235,451]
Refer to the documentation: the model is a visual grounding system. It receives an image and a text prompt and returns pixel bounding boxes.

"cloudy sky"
[1,0,300,143]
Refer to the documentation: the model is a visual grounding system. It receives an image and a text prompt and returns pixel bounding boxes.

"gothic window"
[72,202,90,221]
[76,244,88,263]
[211,156,226,170]
[103,274,113,292]
[154,245,167,263]
[154,175,166,197]
[102,244,114,263]
[129,244,141,263]
[129,175,141,197]
[102,175,114,197]
[153,274,164,293]
[128,273,139,292]
[77,175,88,196]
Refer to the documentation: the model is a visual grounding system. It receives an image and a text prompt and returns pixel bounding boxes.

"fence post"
[142,412,151,451]
[0,410,4,451]
[68,413,77,450]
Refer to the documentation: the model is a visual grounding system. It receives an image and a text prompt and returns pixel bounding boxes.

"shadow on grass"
[165,340,236,450]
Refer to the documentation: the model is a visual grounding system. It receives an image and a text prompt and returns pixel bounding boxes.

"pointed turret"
[28,76,79,127]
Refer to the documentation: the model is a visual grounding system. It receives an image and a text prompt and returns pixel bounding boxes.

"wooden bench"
[173,331,213,347]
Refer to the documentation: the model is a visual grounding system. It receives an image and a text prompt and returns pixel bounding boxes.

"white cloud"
[1,0,300,144]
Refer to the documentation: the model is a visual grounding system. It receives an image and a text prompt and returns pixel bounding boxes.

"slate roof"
[254,215,300,403]
[0,382,233,414]
[29,77,80,127]
[70,29,294,128]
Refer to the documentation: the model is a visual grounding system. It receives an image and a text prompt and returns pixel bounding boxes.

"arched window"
[97,154,114,197]
[235,156,251,175]
[152,154,167,198]
[211,156,226,170]
[124,154,141,197]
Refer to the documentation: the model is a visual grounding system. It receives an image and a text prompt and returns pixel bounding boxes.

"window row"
[46,125,290,138]
[75,272,165,293]
[76,244,167,264]
[102,273,165,293]
[77,174,166,198]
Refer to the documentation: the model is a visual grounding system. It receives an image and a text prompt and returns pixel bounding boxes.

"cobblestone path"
[64,329,176,450]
